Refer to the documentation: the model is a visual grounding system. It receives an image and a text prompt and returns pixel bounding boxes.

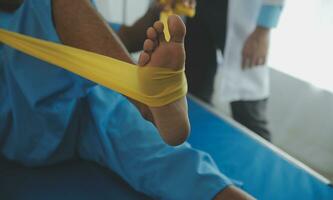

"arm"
[117,4,161,53]
[242,2,284,68]
[52,0,133,64]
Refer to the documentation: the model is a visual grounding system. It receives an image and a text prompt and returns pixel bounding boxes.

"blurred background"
[94,0,333,181]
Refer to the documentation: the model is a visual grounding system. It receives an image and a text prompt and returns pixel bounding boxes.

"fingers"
[242,29,270,69]
[181,0,196,9]
[242,55,266,69]
[190,0,196,8]
[161,0,196,9]
[255,57,266,66]
[162,0,176,9]
[184,0,196,8]
[242,42,267,69]
[182,0,190,7]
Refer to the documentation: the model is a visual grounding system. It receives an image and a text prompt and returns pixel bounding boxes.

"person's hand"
[156,0,196,11]
[242,26,271,69]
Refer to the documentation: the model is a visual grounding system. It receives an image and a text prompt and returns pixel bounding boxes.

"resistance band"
[0,29,186,107]
[0,2,195,107]
[159,0,196,41]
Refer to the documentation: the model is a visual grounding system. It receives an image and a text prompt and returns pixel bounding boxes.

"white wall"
[269,0,333,92]
[267,0,333,181]
[94,0,150,25]
[268,69,333,181]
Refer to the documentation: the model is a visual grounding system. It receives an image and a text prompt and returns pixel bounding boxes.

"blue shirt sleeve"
[3,0,96,107]
[0,12,12,29]
[257,5,283,28]
[110,23,122,32]
[0,1,95,163]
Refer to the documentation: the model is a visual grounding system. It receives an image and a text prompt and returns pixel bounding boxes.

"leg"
[231,99,271,141]
[78,86,254,200]
[138,15,189,145]
[52,0,189,146]
[0,0,94,165]
[78,86,232,200]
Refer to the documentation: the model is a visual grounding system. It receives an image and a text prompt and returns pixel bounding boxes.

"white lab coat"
[213,0,284,105]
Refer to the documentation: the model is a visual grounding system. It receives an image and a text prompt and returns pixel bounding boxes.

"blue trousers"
[0,0,231,199]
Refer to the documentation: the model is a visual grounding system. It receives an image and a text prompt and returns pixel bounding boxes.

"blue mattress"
[0,98,332,200]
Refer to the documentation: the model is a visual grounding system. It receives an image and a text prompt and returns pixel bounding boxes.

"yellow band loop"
[0,29,187,107]
[159,0,196,41]
[159,0,196,17]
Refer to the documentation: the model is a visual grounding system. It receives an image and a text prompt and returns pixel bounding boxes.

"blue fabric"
[187,100,333,200]
[0,12,12,29]
[0,0,96,165]
[0,157,151,200]
[257,5,283,28]
[0,0,232,199]
[0,99,332,199]
[110,23,122,32]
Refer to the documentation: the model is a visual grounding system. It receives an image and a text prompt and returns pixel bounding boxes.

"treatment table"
[1,96,332,200]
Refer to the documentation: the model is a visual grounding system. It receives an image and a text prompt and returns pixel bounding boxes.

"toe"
[153,21,164,34]
[147,27,158,41]
[138,51,150,66]
[168,15,186,43]
[153,21,165,42]
[143,39,155,53]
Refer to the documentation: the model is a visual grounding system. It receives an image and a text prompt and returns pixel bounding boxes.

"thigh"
[231,99,271,141]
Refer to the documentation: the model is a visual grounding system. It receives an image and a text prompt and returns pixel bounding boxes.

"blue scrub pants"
[0,1,231,199]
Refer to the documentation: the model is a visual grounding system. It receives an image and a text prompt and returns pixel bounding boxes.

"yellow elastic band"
[159,0,196,17]
[159,0,196,41]
[0,29,187,107]
[160,10,173,42]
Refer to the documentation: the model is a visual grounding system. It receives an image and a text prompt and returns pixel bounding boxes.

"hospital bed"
[0,96,332,200]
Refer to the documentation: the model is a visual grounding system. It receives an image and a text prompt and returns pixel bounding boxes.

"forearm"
[52,0,133,64]
[118,4,161,53]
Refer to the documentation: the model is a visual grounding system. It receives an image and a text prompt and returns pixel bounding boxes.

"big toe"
[168,15,186,43]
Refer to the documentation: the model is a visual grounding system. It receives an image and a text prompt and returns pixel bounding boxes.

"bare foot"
[138,15,190,146]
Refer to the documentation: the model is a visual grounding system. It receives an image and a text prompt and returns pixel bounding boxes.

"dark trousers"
[185,0,271,140]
